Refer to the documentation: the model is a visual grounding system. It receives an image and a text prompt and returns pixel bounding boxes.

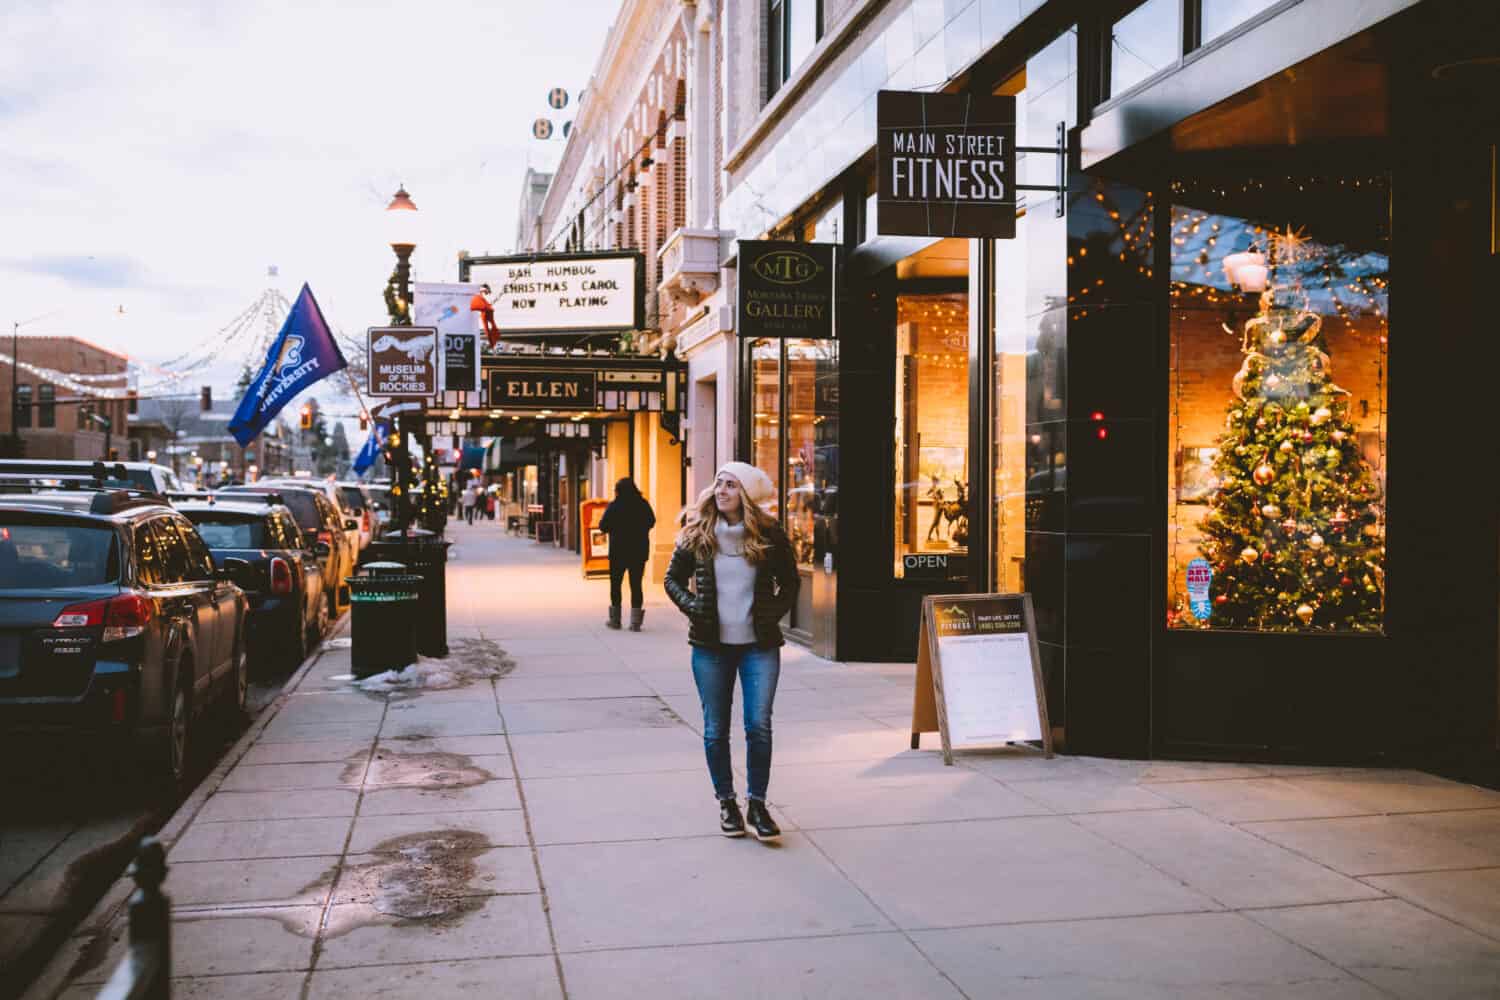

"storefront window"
[1167,176,1389,632]
[1108,0,1179,99]
[785,339,837,571]
[750,338,781,517]
[992,40,1075,597]
[894,292,969,579]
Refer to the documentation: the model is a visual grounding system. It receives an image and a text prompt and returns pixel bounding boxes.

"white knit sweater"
[713,520,757,645]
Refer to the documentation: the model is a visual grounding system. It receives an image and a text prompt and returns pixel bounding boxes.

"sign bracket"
[1013,121,1069,218]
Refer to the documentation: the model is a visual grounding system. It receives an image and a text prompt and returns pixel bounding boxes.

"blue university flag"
[352,420,389,475]
[229,284,347,446]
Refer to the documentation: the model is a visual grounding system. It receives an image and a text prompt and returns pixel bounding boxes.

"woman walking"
[664,462,799,841]
[598,478,656,631]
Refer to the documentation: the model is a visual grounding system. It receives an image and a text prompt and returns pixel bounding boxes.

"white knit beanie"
[716,462,775,506]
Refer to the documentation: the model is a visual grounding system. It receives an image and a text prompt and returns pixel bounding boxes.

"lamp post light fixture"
[386,185,419,325]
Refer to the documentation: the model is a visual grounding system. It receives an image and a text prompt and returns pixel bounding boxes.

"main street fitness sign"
[737,241,836,340]
[462,251,644,335]
[367,326,438,397]
[877,91,1017,239]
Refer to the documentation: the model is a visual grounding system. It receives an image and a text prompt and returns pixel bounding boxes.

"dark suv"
[0,481,248,782]
[173,493,328,668]
[220,484,354,612]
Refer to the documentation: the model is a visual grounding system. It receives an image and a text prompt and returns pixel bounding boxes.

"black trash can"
[363,532,451,658]
[347,562,422,678]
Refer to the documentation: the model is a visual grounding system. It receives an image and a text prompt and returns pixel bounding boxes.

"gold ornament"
[1281,517,1297,533]
[1267,329,1286,348]
[1308,533,1324,550]
[1278,440,1294,453]
[1363,523,1381,538]
[1295,603,1315,625]
[1330,509,1349,531]
[1264,374,1282,389]
[1241,546,1260,564]
[1253,463,1275,486]
[1260,503,1282,519]
[1330,429,1347,444]
[1323,555,1336,567]
[1255,417,1267,429]
[1310,406,1332,425]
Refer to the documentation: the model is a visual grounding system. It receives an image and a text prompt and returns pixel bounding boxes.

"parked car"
[334,481,375,551]
[0,478,249,783]
[172,493,328,668]
[219,484,355,612]
[364,483,393,536]
[0,460,181,494]
[255,478,361,568]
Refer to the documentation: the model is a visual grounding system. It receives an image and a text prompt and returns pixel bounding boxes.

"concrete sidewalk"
[26,522,1500,999]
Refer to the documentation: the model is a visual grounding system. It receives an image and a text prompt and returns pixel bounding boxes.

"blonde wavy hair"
[676,484,778,565]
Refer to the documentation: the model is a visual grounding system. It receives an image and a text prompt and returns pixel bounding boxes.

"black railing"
[97,838,170,1000]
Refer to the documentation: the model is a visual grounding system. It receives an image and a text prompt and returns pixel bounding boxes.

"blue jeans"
[690,644,780,802]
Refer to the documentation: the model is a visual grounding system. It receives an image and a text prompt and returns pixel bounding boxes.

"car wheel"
[232,632,249,716]
[165,672,191,785]
[289,605,310,667]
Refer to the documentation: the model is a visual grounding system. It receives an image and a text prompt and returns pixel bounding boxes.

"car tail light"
[53,593,152,641]
[103,593,153,642]
[269,557,294,595]
[111,688,127,723]
[54,599,108,629]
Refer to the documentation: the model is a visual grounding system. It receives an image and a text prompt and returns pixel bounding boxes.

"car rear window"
[223,489,320,531]
[184,515,265,549]
[0,522,119,589]
[338,487,368,511]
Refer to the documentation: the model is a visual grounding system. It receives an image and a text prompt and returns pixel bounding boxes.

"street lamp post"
[384,185,419,531]
[386,185,418,326]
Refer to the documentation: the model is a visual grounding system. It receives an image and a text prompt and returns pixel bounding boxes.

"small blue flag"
[352,420,389,475]
[229,284,347,447]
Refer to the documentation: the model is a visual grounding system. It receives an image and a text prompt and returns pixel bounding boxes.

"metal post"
[393,245,414,325]
[98,837,170,1000]
[10,321,17,437]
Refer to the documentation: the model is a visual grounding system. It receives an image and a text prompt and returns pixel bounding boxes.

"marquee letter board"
[878,91,1017,239]
[911,592,1052,764]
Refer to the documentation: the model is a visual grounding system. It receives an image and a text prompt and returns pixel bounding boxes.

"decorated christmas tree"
[1198,231,1385,631]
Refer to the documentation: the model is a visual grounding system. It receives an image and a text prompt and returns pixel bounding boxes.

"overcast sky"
[2,0,620,417]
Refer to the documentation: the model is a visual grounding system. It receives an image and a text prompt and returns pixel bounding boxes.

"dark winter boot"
[719,798,746,837]
[746,799,781,842]
[628,608,645,632]
[606,606,622,630]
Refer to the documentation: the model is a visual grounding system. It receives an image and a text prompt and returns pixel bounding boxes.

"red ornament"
[1301,431,1314,443]
[1214,594,1228,605]
[1340,576,1353,586]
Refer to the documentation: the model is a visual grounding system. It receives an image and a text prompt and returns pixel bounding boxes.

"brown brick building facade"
[1,336,130,460]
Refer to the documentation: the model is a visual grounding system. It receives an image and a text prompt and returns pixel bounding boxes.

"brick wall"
[2,336,130,459]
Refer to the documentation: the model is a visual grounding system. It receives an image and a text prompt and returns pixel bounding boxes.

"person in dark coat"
[598,478,656,631]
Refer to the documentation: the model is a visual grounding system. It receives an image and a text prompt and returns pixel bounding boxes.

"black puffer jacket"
[664,522,800,648]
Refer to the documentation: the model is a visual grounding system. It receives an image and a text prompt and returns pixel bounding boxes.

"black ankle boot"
[719,798,746,837]
[745,799,781,842]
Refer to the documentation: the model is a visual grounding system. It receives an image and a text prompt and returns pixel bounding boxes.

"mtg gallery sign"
[367,326,438,397]
[737,241,836,340]
[877,90,1017,239]
[462,251,644,335]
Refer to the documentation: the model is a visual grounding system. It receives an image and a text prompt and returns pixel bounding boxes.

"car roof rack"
[171,490,284,507]
[0,473,168,514]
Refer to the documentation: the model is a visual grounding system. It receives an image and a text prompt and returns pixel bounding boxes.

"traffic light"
[200,386,213,412]
[299,403,313,430]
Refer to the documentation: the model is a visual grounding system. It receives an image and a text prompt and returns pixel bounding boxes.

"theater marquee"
[461,251,645,335]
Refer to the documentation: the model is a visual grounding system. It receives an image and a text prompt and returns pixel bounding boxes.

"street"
[17,522,1500,999]
[1,618,338,998]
